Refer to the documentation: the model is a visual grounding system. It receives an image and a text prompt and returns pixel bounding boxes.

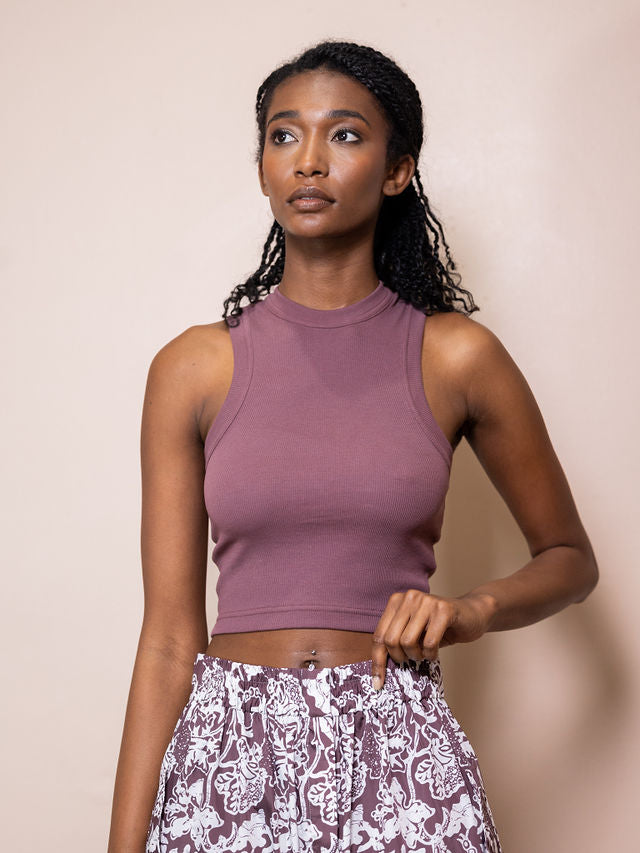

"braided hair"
[222,39,479,327]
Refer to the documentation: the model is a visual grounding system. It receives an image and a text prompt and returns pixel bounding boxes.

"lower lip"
[290,197,333,210]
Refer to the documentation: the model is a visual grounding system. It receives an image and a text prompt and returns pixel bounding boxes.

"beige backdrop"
[2,1,639,850]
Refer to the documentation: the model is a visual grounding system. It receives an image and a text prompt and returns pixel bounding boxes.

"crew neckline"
[264,279,397,328]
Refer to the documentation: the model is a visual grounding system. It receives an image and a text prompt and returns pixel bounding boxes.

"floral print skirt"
[145,652,502,852]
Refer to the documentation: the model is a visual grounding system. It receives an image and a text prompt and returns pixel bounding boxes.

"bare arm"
[107,328,212,853]
[453,318,600,629]
[371,316,599,685]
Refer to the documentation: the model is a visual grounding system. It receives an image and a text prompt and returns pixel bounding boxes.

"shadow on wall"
[431,439,630,851]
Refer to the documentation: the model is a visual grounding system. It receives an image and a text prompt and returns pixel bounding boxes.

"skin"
[108,69,599,851]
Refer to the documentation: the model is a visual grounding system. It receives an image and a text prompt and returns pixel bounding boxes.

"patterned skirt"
[145,652,502,852]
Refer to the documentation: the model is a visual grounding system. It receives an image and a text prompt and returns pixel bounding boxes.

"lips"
[288,186,334,202]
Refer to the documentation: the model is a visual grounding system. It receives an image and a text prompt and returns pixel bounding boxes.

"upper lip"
[288,185,334,202]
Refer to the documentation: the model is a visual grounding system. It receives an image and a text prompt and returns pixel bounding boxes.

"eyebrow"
[266,109,371,129]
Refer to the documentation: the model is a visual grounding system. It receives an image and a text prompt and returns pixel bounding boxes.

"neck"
[276,229,379,310]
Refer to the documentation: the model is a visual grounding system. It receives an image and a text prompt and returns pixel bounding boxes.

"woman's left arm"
[371,317,600,688]
[456,318,599,632]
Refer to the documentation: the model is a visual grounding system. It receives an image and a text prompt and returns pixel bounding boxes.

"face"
[258,70,414,240]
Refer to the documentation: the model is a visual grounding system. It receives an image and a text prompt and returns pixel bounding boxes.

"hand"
[371,589,496,691]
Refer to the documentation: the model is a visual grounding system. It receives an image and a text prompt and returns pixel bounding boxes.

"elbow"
[573,546,600,603]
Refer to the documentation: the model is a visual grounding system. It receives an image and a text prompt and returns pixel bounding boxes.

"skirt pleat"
[145,652,502,852]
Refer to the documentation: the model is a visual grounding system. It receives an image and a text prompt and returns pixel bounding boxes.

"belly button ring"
[308,661,316,670]
[311,649,316,655]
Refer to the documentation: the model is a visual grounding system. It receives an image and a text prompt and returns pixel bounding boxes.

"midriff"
[205,628,376,670]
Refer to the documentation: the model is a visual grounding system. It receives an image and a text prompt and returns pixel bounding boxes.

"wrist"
[459,591,499,632]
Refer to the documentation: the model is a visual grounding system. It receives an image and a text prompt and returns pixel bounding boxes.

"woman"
[108,40,599,853]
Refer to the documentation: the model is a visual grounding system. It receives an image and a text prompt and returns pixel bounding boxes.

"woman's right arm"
[107,328,212,853]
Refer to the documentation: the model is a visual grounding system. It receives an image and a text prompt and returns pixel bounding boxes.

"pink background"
[2,1,638,849]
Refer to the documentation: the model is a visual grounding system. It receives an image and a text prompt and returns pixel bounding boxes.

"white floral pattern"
[145,653,502,852]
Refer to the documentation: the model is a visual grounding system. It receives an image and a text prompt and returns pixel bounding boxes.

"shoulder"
[424,310,509,380]
[144,321,231,415]
[147,320,229,380]
[423,310,527,425]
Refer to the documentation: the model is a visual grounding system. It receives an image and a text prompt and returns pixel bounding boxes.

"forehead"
[268,70,384,125]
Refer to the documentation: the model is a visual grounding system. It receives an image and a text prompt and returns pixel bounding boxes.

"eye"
[333,127,361,143]
[270,128,295,145]
[268,126,362,145]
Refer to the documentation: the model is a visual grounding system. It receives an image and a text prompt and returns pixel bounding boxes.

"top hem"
[210,606,384,636]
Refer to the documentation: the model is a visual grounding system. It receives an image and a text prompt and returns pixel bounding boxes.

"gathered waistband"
[190,652,445,719]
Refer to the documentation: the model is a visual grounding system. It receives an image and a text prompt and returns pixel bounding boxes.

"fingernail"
[372,675,382,691]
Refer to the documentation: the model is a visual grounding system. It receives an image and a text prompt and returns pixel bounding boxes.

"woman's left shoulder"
[426,311,546,439]
[424,310,513,377]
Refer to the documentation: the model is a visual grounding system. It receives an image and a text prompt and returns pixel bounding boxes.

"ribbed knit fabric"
[204,280,453,636]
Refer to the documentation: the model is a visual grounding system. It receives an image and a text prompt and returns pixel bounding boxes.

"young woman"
[108,40,599,853]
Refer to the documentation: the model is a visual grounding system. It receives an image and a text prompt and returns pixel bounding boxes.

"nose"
[294,132,328,178]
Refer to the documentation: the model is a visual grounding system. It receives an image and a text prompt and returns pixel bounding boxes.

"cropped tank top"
[203,279,454,636]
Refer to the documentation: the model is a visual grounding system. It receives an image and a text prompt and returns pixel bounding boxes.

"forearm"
[107,637,205,853]
[459,544,599,633]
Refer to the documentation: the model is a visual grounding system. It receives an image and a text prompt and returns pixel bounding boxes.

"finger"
[382,589,427,666]
[371,593,404,690]
[371,634,389,691]
[400,595,440,662]
[420,606,453,660]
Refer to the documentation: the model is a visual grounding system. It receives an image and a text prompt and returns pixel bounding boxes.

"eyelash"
[269,127,362,145]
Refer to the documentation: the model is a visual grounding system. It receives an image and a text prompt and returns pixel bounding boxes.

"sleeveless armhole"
[203,314,254,469]
[404,307,454,468]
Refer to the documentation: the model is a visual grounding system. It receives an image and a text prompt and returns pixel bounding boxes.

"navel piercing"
[311,649,316,655]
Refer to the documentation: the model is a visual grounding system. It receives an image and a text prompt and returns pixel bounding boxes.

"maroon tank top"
[203,280,453,636]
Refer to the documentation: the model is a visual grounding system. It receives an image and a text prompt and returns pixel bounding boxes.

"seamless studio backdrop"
[1,1,639,851]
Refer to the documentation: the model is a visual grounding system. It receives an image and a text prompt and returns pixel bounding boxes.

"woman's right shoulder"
[143,321,233,425]
[147,320,230,380]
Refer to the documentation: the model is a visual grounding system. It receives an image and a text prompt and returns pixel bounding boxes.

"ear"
[382,154,415,198]
[258,159,269,197]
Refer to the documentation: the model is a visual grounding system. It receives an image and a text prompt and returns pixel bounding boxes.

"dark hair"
[222,39,479,327]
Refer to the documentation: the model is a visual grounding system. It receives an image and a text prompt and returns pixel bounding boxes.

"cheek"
[338,174,384,214]
[338,158,385,197]
[260,154,285,192]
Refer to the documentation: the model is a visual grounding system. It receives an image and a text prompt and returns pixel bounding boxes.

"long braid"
[222,39,479,327]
